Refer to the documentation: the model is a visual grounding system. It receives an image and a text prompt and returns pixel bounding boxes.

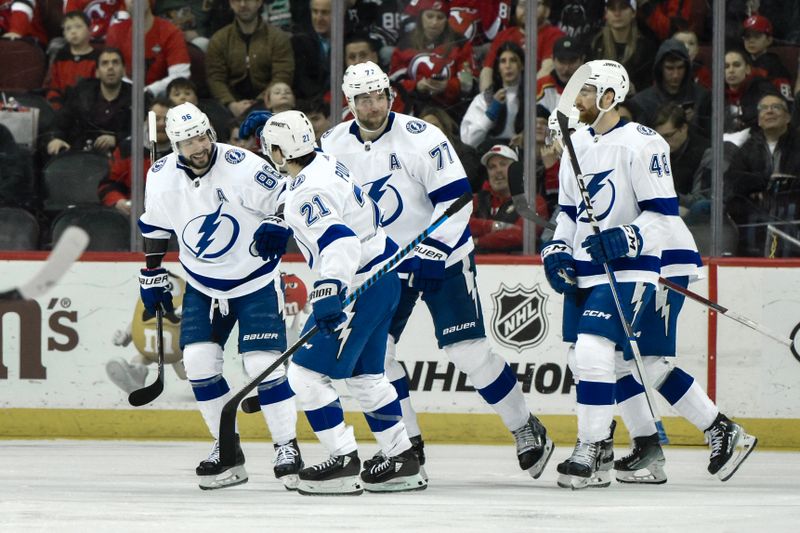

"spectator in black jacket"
[0,123,35,210]
[630,38,711,137]
[291,0,340,100]
[45,48,132,157]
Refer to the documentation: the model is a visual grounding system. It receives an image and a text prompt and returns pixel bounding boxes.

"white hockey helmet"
[260,110,316,171]
[165,102,216,155]
[342,61,393,130]
[547,107,582,144]
[583,59,630,112]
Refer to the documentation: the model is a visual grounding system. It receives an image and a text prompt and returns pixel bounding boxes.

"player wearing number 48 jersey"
[318,61,553,479]
[137,102,302,491]
[257,110,426,495]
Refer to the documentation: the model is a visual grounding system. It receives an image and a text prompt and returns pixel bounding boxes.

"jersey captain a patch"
[181,203,240,259]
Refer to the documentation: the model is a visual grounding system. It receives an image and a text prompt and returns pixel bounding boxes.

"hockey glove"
[582,224,642,265]
[250,215,293,261]
[239,110,273,139]
[138,267,174,315]
[409,242,447,293]
[541,240,577,294]
[310,279,347,335]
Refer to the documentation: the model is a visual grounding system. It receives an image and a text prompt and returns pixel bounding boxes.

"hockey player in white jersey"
[137,103,302,490]
[318,61,553,479]
[256,110,426,495]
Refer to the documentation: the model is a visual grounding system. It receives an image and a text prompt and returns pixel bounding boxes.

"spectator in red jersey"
[98,98,171,215]
[589,0,657,94]
[741,14,793,100]
[63,0,125,43]
[672,24,710,89]
[45,11,100,109]
[723,48,776,133]
[447,0,512,47]
[105,0,191,98]
[637,0,697,42]
[479,0,564,91]
[390,0,476,115]
[536,35,585,117]
[0,1,15,37]
[2,0,49,45]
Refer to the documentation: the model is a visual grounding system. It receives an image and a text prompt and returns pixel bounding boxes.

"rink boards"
[1,253,799,448]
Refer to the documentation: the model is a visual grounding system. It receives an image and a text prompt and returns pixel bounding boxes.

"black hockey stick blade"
[218,191,474,466]
[128,307,165,406]
[241,395,261,414]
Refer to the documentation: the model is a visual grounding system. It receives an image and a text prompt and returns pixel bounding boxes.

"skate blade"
[557,470,611,490]
[363,473,428,493]
[419,465,429,483]
[279,474,300,491]
[718,433,757,482]
[525,437,554,480]
[198,465,248,490]
[297,475,363,496]
[615,458,667,484]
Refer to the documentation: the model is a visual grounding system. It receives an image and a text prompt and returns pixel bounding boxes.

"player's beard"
[578,106,599,125]
[357,108,389,132]
[188,148,212,170]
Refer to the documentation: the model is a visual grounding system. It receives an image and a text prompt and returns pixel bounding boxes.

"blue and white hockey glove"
[541,240,577,295]
[239,110,273,139]
[310,279,347,335]
[409,242,447,293]
[581,224,642,265]
[250,215,293,261]
[138,267,174,315]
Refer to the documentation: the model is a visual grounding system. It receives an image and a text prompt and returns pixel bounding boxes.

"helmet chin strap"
[267,146,288,173]
[590,96,616,130]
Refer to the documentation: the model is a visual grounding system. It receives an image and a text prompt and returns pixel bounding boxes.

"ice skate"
[360,447,427,493]
[297,452,363,496]
[512,414,554,479]
[614,432,667,484]
[105,357,148,394]
[557,422,615,490]
[196,435,248,490]
[273,438,303,490]
[705,413,757,482]
[364,435,428,482]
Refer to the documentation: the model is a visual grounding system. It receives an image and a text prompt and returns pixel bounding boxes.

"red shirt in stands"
[64,0,125,42]
[482,24,564,71]
[469,181,548,252]
[105,16,189,86]
[8,0,48,44]
[45,46,101,109]
[449,0,512,45]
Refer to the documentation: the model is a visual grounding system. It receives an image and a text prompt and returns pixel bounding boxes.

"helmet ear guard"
[259,111,316,171]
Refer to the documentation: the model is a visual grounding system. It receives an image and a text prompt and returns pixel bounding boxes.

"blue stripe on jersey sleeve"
[181,259,279,292]
[317,224,357,254]
[560,204,577,221]
[661,249,703,268]
[138,219,174,235]
[428,178,471,206]
[575,254,661,277]
[637,197,680,216]
[357,237,399,274]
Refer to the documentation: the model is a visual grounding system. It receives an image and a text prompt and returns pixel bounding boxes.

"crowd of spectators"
[1,0,799,256]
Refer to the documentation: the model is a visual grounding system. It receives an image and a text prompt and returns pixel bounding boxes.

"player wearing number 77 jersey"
[137,102,302,491]
[318,61,553,479]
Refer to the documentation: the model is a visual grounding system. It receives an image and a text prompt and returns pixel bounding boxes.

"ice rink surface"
[1,440,798,533]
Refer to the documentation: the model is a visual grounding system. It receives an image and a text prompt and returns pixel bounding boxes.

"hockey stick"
[0,226,89,301]
[128,112,167,407]
[556,65,668,443]
[507,154,794,350]
[219,192,473,466]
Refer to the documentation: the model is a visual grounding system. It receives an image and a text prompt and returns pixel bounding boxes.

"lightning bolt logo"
[654,283,671,336]
[365,174,403,225]
[336,310,356,360]
[578,169,615,222]
[630,282,647,324]
[195,204,223,257]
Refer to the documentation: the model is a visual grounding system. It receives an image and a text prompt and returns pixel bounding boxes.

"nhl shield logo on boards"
[490,283,549,352]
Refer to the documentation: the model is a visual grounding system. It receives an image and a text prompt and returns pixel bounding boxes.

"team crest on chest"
[182,203,240,259]
[225,148,246,164]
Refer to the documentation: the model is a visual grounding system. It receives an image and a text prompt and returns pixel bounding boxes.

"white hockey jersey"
[553,120,700,287]
[139,143,286,299]
[283,152,396,290]
[319,112,473,271]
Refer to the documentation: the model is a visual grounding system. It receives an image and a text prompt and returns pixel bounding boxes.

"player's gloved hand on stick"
[409,242,447,293]
[238,110,273,139]
[250,215,293,260]
[541,240,577,294]
[310,279,347,335]
[138,268,174,315]
[582,224,642,265]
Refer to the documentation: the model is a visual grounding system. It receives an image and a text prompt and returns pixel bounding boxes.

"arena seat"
[42,151,109,212]
[50,205,130,251]
[0,40,46,91]
[0,207,39,250]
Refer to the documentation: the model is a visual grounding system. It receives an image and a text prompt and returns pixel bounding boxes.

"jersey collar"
[348,111,396,145]
[587,117,627,138]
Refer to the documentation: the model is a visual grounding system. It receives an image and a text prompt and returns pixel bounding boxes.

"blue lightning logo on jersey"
[578,169,615,222]
[196,204,223,256]
[365,174,403,226]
